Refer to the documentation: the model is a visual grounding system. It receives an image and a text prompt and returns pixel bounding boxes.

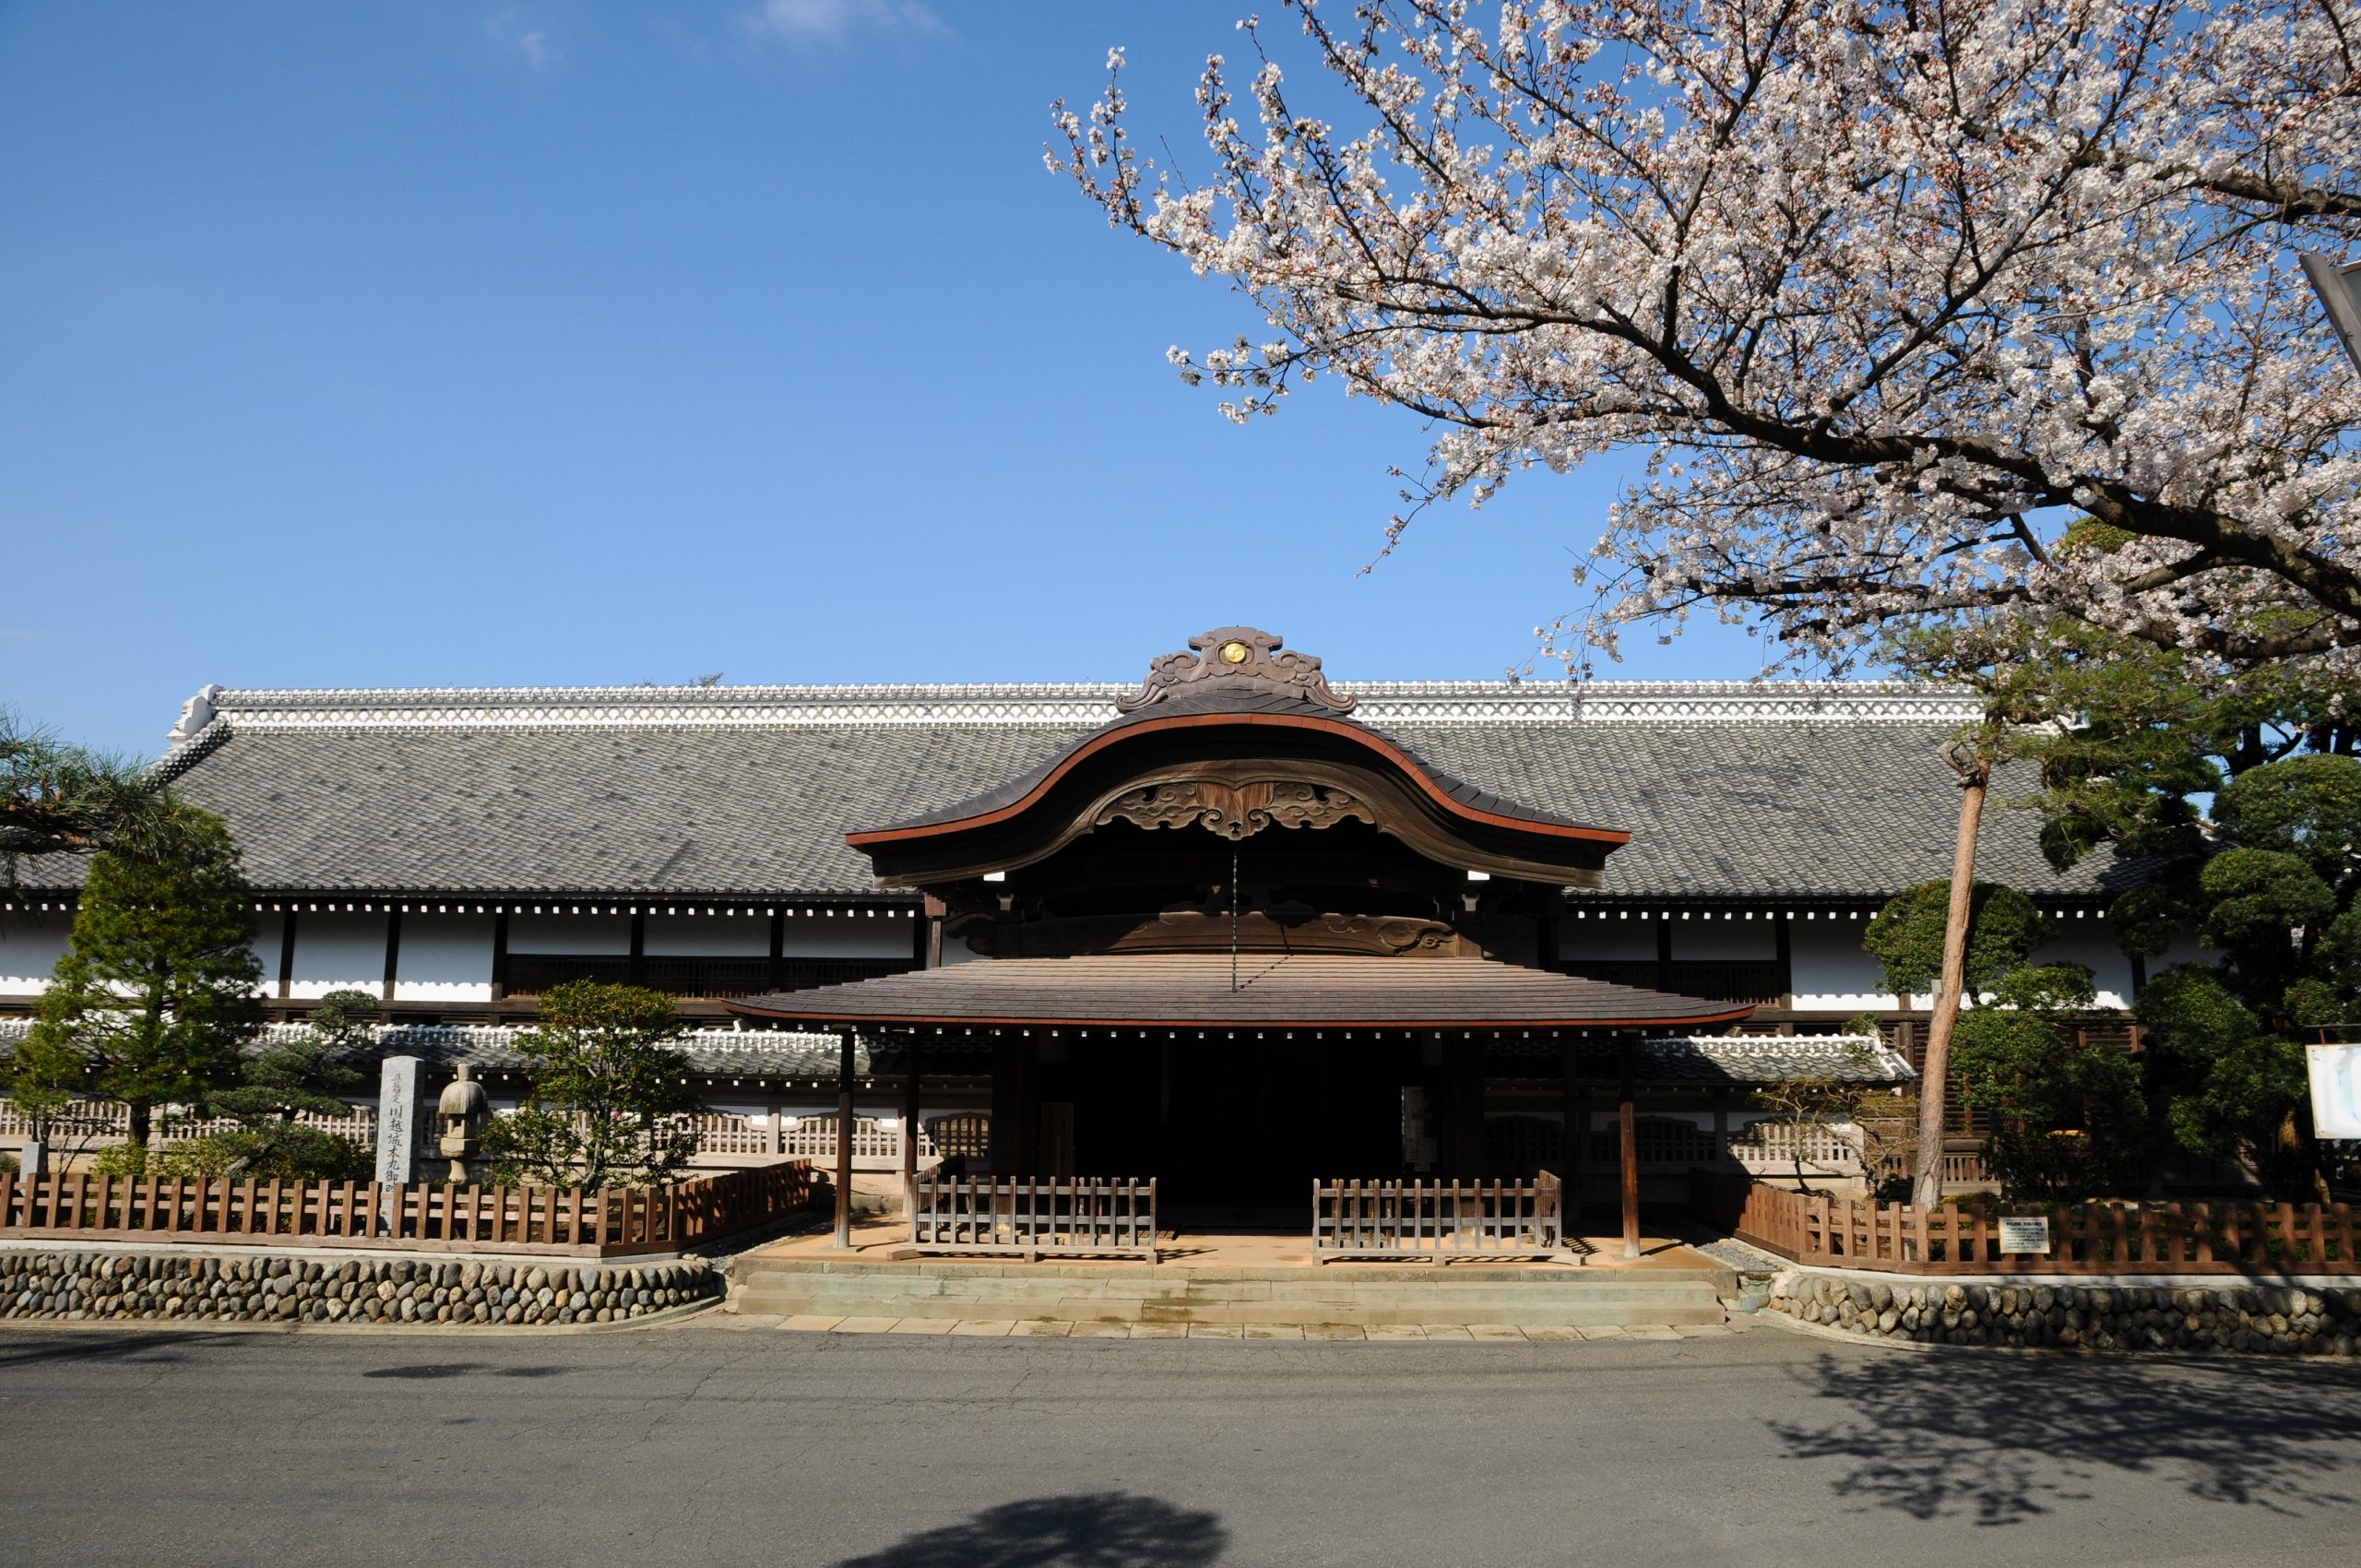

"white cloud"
[740,0,947,46]
[484,8,560,71]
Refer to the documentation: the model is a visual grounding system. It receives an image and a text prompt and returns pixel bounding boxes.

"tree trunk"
[1913,760,1989,1210]
[126,1099,152,1155]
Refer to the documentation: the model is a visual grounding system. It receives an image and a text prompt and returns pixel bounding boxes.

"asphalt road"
[3,1316,2356,1568]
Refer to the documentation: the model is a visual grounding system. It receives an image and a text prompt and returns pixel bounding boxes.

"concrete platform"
[728,1222,1735,1329]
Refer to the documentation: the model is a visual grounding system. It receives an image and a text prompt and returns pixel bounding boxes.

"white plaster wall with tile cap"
[393,913,494,1003]
[506,913,629,955]
[288,911,389,999]
[0,911,73,995]
[643,912,768,956]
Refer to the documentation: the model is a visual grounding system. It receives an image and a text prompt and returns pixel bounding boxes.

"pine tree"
[481,980,704,1190]
[8,811,264,1158]
[208,988,371,1175]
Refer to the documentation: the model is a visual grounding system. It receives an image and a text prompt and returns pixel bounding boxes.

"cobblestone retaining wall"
[1771,1270,2361,1356]
[0,1250,721,1326]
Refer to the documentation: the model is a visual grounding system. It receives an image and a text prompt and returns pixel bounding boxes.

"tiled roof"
[6,678,2133,901]
[0,1019,852,1077]
[1633,1032,1915,1084]
[729,954,1751,1029]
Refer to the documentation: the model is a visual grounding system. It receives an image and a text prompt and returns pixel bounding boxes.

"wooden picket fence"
[1690,1169,2361,1276]
[0,1160,813,1258]
[908,1173,1158,1261]
[1312,1173,1566,1264]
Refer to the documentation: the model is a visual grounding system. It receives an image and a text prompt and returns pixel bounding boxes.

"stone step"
[730,1261,1728,1328]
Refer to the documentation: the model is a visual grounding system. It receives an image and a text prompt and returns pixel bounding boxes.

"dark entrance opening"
[1050,1034,1407,1221]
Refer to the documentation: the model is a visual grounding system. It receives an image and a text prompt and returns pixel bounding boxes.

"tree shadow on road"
[0,1331,236,1369]
[832,1491,1227,1568]
[1768,1348,2361,1526]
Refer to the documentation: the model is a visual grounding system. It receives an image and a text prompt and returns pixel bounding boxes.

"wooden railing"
[908,1173,1158,1261]
[0,1160,813,1258]
[0,1098,378,1149]
[1312,1173,1566,1264]
[502,955,911,1000]
[1726,1122,1863,1174]
[1690,1169,2361,1275]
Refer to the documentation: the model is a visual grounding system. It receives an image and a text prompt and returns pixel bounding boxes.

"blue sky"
[1,1,1767,759]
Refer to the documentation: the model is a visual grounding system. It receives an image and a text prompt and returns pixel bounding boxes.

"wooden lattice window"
[1483,1114,1565,1174]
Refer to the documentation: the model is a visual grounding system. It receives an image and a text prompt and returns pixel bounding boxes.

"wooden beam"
[1619,1037,1641,1261]
[834,1031,856,1248]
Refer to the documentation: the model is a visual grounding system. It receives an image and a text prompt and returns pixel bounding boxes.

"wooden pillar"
[833,1031,856,1248]
[490,909,510,1002]
[1619,1037,1641,1260]
[628,909,647,988]
[990,1034,1033,1176]
[1561,1039,1585,1206]
[380,908,403,1005]
[277,909,299,1002]
[901,1036,921,1218]
[1445,1034,1484,1174]
[767,908,787,990]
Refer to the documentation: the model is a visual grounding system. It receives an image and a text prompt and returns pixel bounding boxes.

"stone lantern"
[436,1063,491,1183]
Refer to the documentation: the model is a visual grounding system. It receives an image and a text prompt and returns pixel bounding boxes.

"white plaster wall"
[2030,921,2138,1010]
[1668,915,1778,961]
[942,930,987,965]
[1789,916,1900,1012]
[0,911,74,995]
[506,913,630,955]
[289,911,390,1000]
[248,911,285,996]
[1560,912,1657,960]
[394,914,494,1003]
[644,912,768,957]
[779,911,914,959]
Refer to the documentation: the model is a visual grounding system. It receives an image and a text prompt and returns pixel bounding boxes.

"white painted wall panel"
[1560,913,1657,960]
[644,912,768,957]
[248,911,285,996]
[394,914,494,1002]
[0,912,74,995]
[507,913,629,955]
[779,911,914,959]
[1790,919,1901,1012]
[2029,923,2137,1010]
[1668,917,1778,961]
[289,912,389,1000]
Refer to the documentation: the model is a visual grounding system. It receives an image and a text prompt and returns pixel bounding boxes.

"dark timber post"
[380,908,402,1005]
[834,1031,857,1248]
[277,910,299,1002]
[1561,1039,1584,1210]
[1619,1036,1641,1261]
[901,1037,921,1219]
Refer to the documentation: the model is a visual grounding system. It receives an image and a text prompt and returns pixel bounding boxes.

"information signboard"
[2309,1043,2361,1141]
[1997,1217,2052,1255]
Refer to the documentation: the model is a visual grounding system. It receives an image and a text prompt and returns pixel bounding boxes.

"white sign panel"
[374,1055,420,1186]
[2309,1044,2361,1140]
[1997,1217,2052,1255]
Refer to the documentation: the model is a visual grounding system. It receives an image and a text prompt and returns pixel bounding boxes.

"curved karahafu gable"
[847,627,1630,889]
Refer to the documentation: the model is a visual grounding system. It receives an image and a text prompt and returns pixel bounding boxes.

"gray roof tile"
[8,681,2131,901]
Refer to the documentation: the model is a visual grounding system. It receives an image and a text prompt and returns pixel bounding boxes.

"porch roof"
[725,954,1751,1031]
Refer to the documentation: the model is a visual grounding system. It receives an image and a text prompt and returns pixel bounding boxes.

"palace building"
[0,628,2162,1220]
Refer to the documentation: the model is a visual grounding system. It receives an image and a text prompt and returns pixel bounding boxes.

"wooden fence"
[0,1160,812,1259]
[1312,1173,1566,1264]
[1690,1169,2361,1276]
[908,1173,1158,1261]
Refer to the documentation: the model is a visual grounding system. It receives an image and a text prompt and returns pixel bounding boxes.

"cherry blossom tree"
[1053,0,2361,678]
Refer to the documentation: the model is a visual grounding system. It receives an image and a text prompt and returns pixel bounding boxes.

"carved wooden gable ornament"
[1115,626,1357,715]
